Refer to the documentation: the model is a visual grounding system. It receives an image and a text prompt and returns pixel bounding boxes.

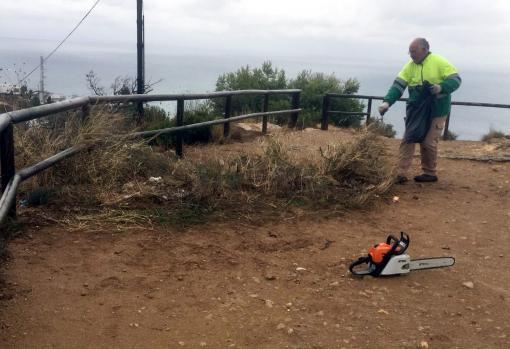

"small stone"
[316,310,324,316]
[276,323,286,330]
[178,341,185,346]
[330,281,340,286]
[462,281,474,289]
[296,267,306,271]
[265,299,274,308]
[200,342,207,346]
[392,196,400,203]
[419,340,429,348]
[252,277,261,283]
[264,274,276,281]
[205,314,213,320]
[377,309,389,315]
[287,328,294,334]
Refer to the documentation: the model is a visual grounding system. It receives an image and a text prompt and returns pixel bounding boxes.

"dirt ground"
[1,129,509,349]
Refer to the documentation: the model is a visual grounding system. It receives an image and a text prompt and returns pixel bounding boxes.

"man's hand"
[378,102,390,116]
[430,84,442,95]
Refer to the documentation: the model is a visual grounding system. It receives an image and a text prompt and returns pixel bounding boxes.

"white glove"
[378,102,390,116]
[430,84,442,95]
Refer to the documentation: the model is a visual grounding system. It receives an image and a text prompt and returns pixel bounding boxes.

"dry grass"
[14,108,394,227]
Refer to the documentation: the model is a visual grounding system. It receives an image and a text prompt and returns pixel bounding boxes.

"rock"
[276,323,286,330]
[377,309,389,315]
[419,340,429,348]
[264,274,276,281]
[265,299,274,308]
[462,281,474,289]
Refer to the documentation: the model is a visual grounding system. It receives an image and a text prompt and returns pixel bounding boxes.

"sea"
[2,38,509,141]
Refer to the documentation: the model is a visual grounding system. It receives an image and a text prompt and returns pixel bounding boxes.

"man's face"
[409,42,428,63]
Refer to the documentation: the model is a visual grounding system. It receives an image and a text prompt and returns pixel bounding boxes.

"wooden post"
[321,95,330,130]
[223,95,232,138]
[262,94,269,134]
[0,124,16,218]
[366,98,372,125]
[289,91,300,128]
[443,111,451,140]
[176,98,184,157]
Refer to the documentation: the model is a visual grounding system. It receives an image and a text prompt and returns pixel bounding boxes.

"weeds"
[481,128,508,143]
[13,104,393,228]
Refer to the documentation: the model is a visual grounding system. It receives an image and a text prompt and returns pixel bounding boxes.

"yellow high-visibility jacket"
[383,52,461,117]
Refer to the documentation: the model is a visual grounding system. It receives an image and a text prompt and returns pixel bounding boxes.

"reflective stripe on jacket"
[384,52,461,117]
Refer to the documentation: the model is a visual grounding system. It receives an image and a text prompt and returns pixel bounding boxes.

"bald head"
[409,38,430,63]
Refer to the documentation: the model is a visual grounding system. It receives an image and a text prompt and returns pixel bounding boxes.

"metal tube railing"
[0,90,301,228]
[321,94,510,138]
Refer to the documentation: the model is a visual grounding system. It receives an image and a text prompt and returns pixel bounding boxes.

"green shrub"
[289,71,364,128]
[213,61,364,129]
[214,61,288,115]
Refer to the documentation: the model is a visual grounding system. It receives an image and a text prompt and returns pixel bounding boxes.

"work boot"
[414,174,438,182]
[395,175,409,184]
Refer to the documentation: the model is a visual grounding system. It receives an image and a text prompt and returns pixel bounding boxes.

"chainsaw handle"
[349,256,373,276]
[386,232,409,255]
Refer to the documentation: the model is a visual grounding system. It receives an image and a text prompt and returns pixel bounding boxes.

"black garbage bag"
[403,81,433,143]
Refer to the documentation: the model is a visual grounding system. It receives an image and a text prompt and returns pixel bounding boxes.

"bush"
[213,61,364,129]
[481,128,508,142]
[215,61,288,115]
[443,130,458,141]
[367,118,396,138]
[288,71,364,128]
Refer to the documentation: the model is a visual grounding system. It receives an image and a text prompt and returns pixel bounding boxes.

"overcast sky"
[2,0,510,71]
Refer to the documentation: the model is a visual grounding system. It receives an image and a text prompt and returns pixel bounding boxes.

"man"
[378,38,461,183]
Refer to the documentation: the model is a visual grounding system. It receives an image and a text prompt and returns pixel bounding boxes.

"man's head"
[409,38,430,64]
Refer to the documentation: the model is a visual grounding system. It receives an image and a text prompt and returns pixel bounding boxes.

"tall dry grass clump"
[14,105,171,204]
[14,107,393,225]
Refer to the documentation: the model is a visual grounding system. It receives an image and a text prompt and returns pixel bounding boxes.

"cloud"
[1,0,509,70]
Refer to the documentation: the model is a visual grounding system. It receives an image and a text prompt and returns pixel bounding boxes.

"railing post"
[176,98,184,157]
[443,111,451,140]
[289,91,300,128]
[0,124,16,218]
[366,98,372,125]
[262,94,269,134]
[223,95,232,138]
[321,94,330,130]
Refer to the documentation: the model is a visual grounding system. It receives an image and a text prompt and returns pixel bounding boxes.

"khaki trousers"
[397,116,447,176]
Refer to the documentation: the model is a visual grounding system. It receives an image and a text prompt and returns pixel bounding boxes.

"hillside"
[1,128,509,349]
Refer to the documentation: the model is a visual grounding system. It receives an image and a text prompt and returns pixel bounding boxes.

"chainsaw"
[349,232,455,276]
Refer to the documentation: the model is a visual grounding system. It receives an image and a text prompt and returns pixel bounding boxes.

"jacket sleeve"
[383,63,410,105]
[439,59,461,94]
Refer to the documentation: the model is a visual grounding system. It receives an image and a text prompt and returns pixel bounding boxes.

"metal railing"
[0,89,301,227]
[321,93,510,139]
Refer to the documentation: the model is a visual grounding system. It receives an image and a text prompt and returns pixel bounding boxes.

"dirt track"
[1,132,509,349]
